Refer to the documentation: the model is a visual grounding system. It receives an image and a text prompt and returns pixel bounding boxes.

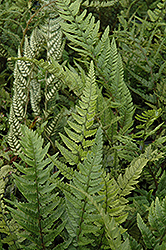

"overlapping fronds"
[98,155,149,230]
[8,15,65,151]
[72,184,131,250]
[116,6,166,106]
[6,126,66,249]
[137,196,166,249]
[8,28,44,151]
[55,0,135,131]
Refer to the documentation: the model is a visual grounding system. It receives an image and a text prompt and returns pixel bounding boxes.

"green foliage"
[2,123,150,249]
[115,0,166,114]
[6,126,65,249]
[1,0,166,249]
[56,60,98,165]
[82,0,118,8]
[0,164,21,249]
[133,108,163,141]
[137,196,166,249]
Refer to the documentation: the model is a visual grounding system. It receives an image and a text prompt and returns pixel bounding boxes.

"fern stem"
[33,148,45,249]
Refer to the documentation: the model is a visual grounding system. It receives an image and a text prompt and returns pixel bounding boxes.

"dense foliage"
[0,0,166,249]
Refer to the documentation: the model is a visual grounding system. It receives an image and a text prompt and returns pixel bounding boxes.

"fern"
[133,108,163,145]
[71,184,131,250]
[0,165,21,249]
[8,13,66,151]
[148,0,166,22]
[57,0,135,132]
[8,28,44,151]
[65,128,150,248]
[4,2,166,249]
[116,6,166,107]
[55,0,135,130]
[56,61,98,165]
[61,127,104,248]
[137,196,166,249]
[6,126,66,249]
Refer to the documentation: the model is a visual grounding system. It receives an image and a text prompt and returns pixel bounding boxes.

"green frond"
[111,53,135,130]
[123,231,143,250]
[6,126,66,249]
[64,127,104,247]
[56,0,100,58]
[134,108,163,141]
[137,213,156,249]
[56,61,98,165]
[69,176,131,250]
[96,86,120,143]
[148,0,166,22]
[118,157,149,197]
[100,174,128,224]
[128,84,157,104]
[96,37,135,131]
[113,135,140,161]
[137,195,166,249]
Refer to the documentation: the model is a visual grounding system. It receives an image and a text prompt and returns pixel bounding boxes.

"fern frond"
[100,173,128,224]
[56,0,100,58]
[6,126,66,249]
[69,173,131,250]
[137,213,157,248]
[64,127,104,247]
[8,27,44,150]
[111,52,135,130]
[56,61,98,165]
[148,0,166,22]
[123,231,143,250]
[134,108,163,141]
[40,17,64,62]
[137,195,166,249]
[97,37,135,131]
[118,157,149,198]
